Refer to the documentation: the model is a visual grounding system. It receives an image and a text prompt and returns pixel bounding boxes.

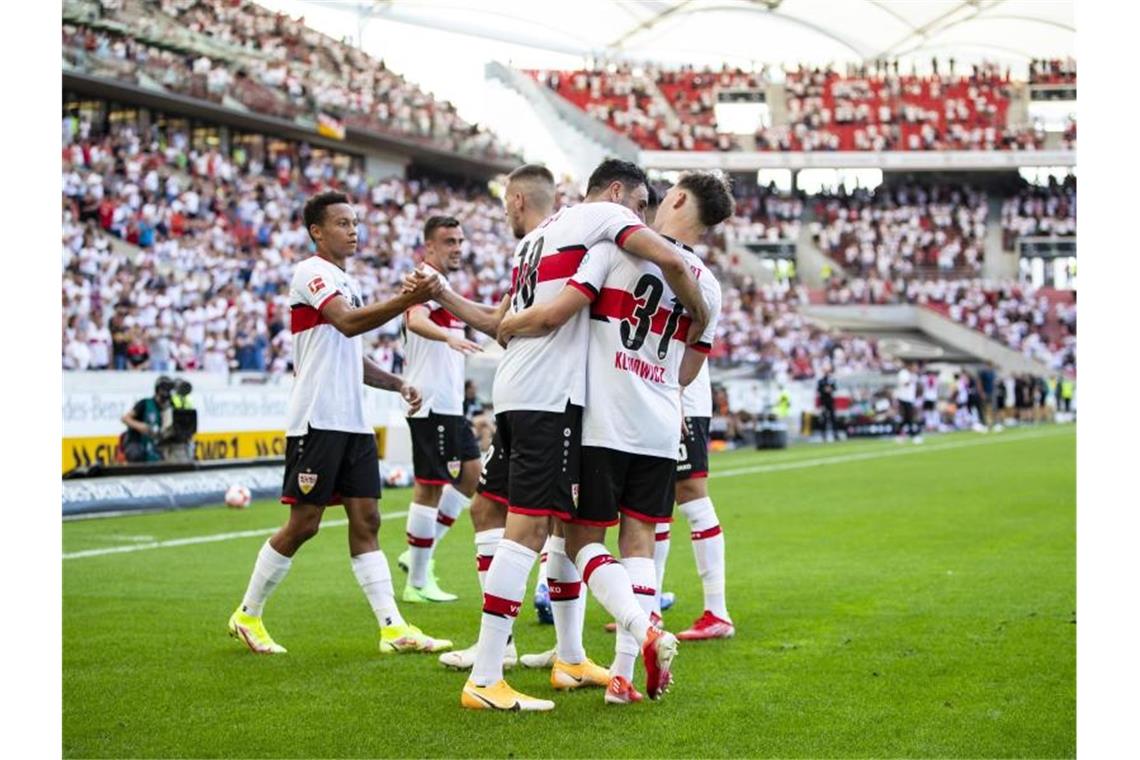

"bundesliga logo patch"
[298,471,318,495]
[307,276,325,295]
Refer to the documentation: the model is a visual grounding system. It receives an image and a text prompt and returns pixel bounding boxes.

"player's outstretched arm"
[619,229,709,336]
[405,305,482,356]
[323,272,441,337]
[400,269,508,339]
[437,290,509,339]
[363,357,423,415]
[497,287,590,346]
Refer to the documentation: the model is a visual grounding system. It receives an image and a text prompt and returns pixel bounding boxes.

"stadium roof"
[353,0,1074,70]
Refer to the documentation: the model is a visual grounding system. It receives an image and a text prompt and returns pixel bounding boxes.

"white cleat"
[913,435,924,444]
[519,647,557,669]
[439,641,517,670]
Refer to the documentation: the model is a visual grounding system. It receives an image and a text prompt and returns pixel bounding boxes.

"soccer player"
[661,264,735,643]
[227,191,452,656]
[459,160,710,711]
[412,165,557,671]
[895,361,920,443]
[396,216,484,604]
[496,170,730,704]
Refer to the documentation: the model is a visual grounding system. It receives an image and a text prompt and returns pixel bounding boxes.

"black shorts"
[577,446,676,527]
[408,412,481,485]
[923,399,936,411]
[281,426,381,507]
[476,404,582,521]
[676,416,710,481]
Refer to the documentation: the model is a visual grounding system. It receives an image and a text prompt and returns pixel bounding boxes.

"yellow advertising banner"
[62,428,387,474]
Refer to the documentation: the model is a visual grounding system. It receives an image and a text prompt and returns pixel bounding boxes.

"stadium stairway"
[983,196,1018,280]
[644,78,684,134]
[796,205,847,288]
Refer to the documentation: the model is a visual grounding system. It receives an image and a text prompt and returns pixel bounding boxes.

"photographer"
[162,379,197,462]
[120,376,175,462]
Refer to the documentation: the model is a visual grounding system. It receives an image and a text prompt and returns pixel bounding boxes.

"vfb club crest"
[298,471,318,495]
[447,459,461,479]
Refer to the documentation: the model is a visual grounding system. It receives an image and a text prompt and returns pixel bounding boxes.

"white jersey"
[286,256,371,436]
[574,239,720,459]
[896,368,916,404]
[401,265,465,418]
[493,202,647,414]
[922,374,939,402]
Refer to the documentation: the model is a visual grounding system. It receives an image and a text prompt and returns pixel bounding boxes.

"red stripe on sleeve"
[615,224,647,247]
[316,291,341,311]
[567,280,598,302]
[691,341,712,354]
[290,304,329,333]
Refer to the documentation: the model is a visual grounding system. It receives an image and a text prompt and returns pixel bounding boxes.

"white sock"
[471,539,536,686]
[405,502,436,587]
[240,540,292,617]
[653,522,671,608]
[350,550,405,628]
[546,536,586,664]
[474,527,502,592]
[575,543,649,644]
[613,556,657,679]
[536,535,554,595]
[433,486,469,554]
[681,497,730,620]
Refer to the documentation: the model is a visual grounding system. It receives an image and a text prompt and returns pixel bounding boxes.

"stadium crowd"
[1001,175,1076,250]
[62,0,517,159]
[61,119,890,381]
[1029,58,1077,86]
[812,183,989,278]
[530,57,1058,153]
[528,64,750,151]
[776,60,1043,152]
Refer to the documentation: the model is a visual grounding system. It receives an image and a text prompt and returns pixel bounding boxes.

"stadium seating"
[62,0,517,159]
[528,59,1054,152]
[1029,58,1077,85]
[1001,175,1076,251]
[812,183,988,280]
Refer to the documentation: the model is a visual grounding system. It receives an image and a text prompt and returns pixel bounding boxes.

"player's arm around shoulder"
[619,228,709,335]
[680,266,721,387]
[496,286,590,346]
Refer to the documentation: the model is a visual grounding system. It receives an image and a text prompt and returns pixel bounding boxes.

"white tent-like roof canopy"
[349,0,1074,72]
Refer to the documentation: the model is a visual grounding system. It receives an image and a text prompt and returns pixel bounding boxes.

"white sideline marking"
[63,512,408,561]
[64,427,1071,561]
[711,427,1068,480]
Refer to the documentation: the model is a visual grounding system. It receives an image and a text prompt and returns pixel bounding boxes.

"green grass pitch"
[63,426,1075,758]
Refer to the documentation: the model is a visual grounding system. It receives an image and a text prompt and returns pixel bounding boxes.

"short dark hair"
[586,159,649,196]
[303,191,351,241]
[424,215,461,243]
[676,172,736,228]
[507,164,555,186]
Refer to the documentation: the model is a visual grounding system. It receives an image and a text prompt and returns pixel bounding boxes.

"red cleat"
[677,610,735,641]
[605,675,644,705]
[642,627,678,699]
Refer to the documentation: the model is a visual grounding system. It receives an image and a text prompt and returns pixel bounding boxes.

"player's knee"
[617,518,655,558]
[352,509,381,537]
[676,478,707,505]
[291,518,321,544]
[469,494,506,531]
[413,483,443,506]
[458,461,481,496]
